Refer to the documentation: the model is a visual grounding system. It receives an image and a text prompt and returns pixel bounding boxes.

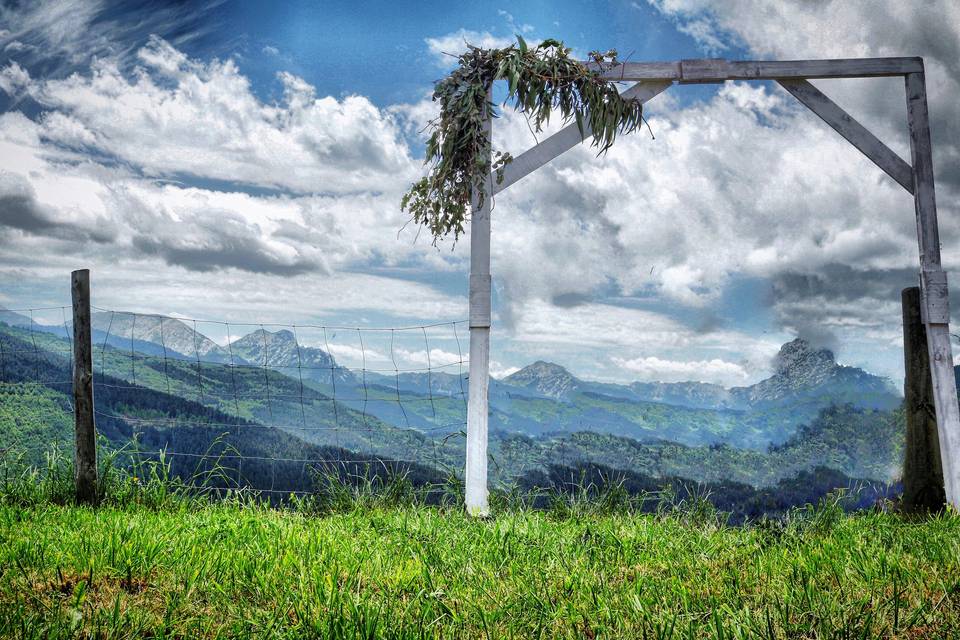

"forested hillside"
[0,326,446,494]
[2,309,903,451]
[0,319,910,513]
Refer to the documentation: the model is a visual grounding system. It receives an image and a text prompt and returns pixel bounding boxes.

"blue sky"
[1,0,959,386]
[217,1,726,105]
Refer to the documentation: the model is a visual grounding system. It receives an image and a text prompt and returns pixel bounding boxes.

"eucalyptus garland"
[401,37,646,243]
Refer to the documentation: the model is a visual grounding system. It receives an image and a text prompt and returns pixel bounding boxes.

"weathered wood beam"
[589,61,682,80]
[587,57,923,82]
[72,268,98,506]
[493,81,671,195]
[778,79,914,194]
[905,69,960,509]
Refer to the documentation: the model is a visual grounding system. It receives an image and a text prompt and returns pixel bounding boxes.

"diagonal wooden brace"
[494,81,672,195]
[778,79,914,194]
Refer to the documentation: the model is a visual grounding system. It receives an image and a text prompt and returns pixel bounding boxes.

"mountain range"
[0,311,914,504]
[90,312,228,360]
[0,307,902,451]
[499,339,898,411]
[481,340,899,448]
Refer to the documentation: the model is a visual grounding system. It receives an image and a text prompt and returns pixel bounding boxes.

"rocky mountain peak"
[233,328,296,348]
[504,361,579,399]
[509,360,573,379]
[90,312,227,359]
[773,338,836,378]
[726,336,899,409]
[230,327,338,374]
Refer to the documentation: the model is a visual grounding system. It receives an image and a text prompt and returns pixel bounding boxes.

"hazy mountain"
[0,306,69,339]
[484,338,901,448]
[76,312,902,416]
[84,317,357,384]
[501,338,899,413]
[496,403,904,488]
[628,381,739,410]
[0,321,910,500]
[366,370,467,397]
[295,335,900,448]
[231,329,325,368]
[730,339,900,410]
[0,307,34,328]
[229,328,355,386]
[499,362,739,409]
[503,361,581,399]
[23,311,902,450]
[0,322,444,464]
[0,328,444,493]
[91,312,232,362]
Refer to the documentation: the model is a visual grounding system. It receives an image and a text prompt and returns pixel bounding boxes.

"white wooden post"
[905,68,960,509]
[465,91,493,516]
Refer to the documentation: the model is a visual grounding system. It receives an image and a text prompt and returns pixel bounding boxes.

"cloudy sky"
[1,0,958,386]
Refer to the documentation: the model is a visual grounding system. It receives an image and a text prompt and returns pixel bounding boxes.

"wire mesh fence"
[0,303,471,500]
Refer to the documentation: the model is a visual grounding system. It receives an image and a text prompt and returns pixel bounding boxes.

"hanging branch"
[401,37,646,243]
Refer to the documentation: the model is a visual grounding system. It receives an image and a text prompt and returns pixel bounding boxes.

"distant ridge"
[729,338,900,410]
[500,338,900,412]
[229,328,355,385]
[504,361,580,399]
[6,312,902,449]
[0,320,914,491]
[91,312,231,362]
[0,306,34,328]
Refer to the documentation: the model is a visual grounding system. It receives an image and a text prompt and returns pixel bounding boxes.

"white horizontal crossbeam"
[493,58,923,196]
[493,80,672,195]
[778,79,914,194]
[588,57,923,83]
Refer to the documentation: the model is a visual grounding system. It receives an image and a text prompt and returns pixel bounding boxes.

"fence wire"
[0,304,471,498]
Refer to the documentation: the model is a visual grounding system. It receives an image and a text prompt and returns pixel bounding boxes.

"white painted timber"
[587,60,681,80]
[494,81,672,195]
[589,57,923,82]
[465,92,493,516]
[459,56,957,513]
[778,79,914,194]
[905,69,960,508]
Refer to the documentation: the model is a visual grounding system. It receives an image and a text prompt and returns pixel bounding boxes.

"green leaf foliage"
[402,38,645,242]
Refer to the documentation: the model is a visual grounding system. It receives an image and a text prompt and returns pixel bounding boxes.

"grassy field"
[1,498,958,639]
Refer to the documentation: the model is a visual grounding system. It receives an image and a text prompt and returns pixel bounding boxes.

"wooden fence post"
[72,269,98,505]
[901,286,945,512]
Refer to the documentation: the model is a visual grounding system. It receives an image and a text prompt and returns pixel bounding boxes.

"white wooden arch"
[464,57,960,515]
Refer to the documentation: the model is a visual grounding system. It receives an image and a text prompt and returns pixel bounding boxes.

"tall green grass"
[1,449,958,638]
[0,440,231,511]
[2,499,958,638]
[0,440,464,513]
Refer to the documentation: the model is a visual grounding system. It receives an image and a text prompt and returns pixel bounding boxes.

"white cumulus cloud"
[424,29,514,66]
[16,36,418,195]
[612,355,750,385]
